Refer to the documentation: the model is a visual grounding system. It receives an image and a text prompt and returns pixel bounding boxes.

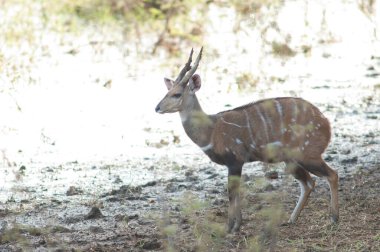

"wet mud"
[0,93,379,251]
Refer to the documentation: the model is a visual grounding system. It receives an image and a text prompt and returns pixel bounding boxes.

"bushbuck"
[155,48,339,233]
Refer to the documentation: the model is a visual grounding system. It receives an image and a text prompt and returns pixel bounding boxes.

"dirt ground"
[0,4,380,250]
[0,91,379,251]
[0,152,379,252]
[0,57,379,251]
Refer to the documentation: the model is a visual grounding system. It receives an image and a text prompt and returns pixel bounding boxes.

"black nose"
[155,105,160,113]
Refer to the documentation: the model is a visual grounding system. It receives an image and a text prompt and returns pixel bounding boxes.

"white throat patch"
[180,112,188,123]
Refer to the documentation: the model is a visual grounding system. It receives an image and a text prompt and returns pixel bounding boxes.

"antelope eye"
[172,93,182,98]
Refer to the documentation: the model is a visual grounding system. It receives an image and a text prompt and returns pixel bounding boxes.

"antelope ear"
[164,78,174,90]
[189,74,201,94]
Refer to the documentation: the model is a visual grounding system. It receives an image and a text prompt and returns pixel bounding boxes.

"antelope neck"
[179,95,214,148]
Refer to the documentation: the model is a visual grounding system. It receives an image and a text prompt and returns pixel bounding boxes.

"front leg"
[227,163,243,233]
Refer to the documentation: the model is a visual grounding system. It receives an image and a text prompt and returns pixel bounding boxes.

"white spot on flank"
[235,138,243,144]
[272,141,282,146]
[260,141,283,149]
[200,143,213,152]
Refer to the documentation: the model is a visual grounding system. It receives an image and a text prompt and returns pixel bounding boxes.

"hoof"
[287,217,297,225]
[281,222,292,227]
[331,215,339,224]
[227,222,241,233]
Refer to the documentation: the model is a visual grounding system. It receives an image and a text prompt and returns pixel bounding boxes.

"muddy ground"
[0,7,380,250]
[0,83,379,251]
[0,146,379,252]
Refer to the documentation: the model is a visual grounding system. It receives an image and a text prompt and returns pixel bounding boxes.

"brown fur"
[208,97,331,164]
[156,52,338,232]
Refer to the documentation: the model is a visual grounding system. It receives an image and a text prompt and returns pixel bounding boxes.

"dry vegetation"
[147,165,380,251]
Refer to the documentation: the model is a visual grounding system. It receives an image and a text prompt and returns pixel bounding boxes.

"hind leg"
[324,161,339,223]
[286,163,315,223]
[299,158,339,223]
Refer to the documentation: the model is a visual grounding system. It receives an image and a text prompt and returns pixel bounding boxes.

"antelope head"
[155,47,203,114]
